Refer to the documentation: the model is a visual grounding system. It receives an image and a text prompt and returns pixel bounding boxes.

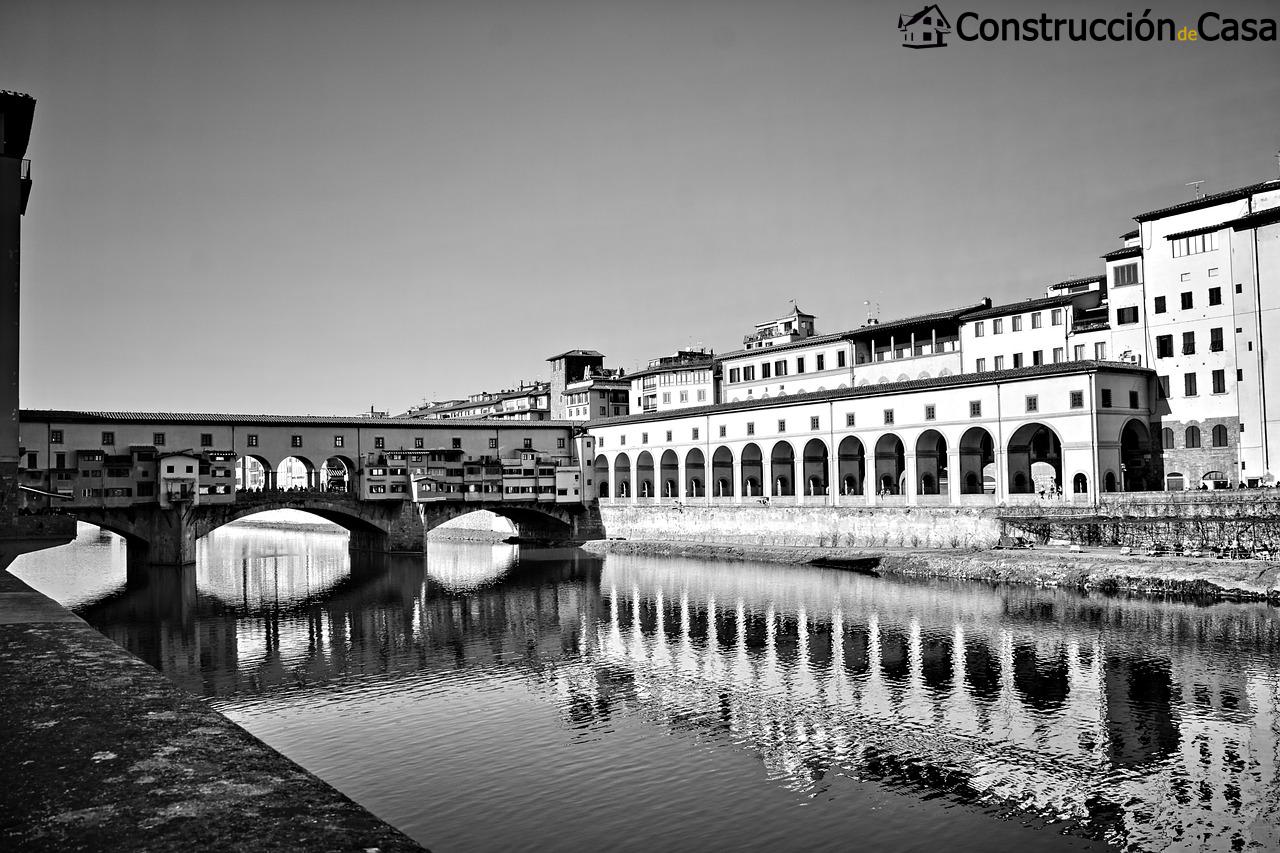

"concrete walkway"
[0,570,427,852]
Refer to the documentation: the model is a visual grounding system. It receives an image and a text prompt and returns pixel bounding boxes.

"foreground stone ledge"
[581,539,1280,602]
[0,572,427,853]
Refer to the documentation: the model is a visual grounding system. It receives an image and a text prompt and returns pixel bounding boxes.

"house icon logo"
[898,4,951,48]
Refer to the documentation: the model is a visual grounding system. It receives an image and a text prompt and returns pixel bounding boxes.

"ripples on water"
[12,520,1280,852]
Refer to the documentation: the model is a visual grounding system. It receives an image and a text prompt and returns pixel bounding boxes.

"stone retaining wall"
[599,503,1004,549]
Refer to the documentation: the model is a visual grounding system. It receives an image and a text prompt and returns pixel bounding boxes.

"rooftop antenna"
[1186,179,1205,199]
[863,299,880,326]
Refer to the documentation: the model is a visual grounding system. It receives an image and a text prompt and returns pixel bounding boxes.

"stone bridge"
[71,490,606,565]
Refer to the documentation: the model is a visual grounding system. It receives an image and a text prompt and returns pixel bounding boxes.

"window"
[994,355,1005,370]
[924,405,936,421]
[1031,313,1042,329]
[415,437,424,449]
[845,413,856,427]
[1129,390,1139,408]
[374,436,385,449]
[837,351,847,368]
[1032,350,1043,366]
[729,368,741,383]
[1070,391,1084,409]
[102,431,115,446]
[1237,283,1243,294]
[773,360,787,377]
[1012,316,1022,332]
[1156,335,1173,358]
[1171,231,1218,257]
[1158,376,1170,399]
[1094,342,1107,360]
[816,354,825,371]
[1117,306,1139,325]
[662,392,671,404]
[974,321,985,337]
[25,452,37,469]
[1051,309,1063,326]
[200,433,213,447]
[1101,389,1112,408]
[1154,296,1166,314]
[599,406,607,416]
[1162,427,1174,449]
[975,358,986,372]
[697,390,706,402]
[1210,327,1224,352]
[1209,286,1222,306]
[1012,353,1023,368]
[558,437,567,448]
[777,419,786,433]
[488,438,498,449]
[1182,331,1196,355]
[247,434,258,447]
[665,430,672,442]
[743,366,755,381]
[1181,291,1193,310]
[1212,424,1228,447]
[50,430,63,444]
[883,409,894,425]
[761,363,772,379]
[796,357,806,374]
[746,422,755,436]
[969,401,982,418]
[678,391,687,404]
[1185,426,1201,448]
[1113,262,1140,286]
[719,425,726,437]
[993,318,1003,334]
[692,428,699,440]
[809,416,819,430]
[291,435,302,447]
[1184,372,1198,397]
[1052,347,1064,364]
[1212,369,1226,394]
[1025,395,1038,413]
[1238,369,1244,382]
[452,437,463,449]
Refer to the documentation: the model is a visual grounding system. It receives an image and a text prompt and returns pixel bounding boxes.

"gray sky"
[4,0,1279,415]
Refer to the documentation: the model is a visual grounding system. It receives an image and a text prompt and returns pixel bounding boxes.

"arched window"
[1185,426,1201,449]
[1166,473,1185,491]
[1073,473,1088,494]
[1162,427,1174,449]
[1212,425,1228,447]
[1104,471,1117,492]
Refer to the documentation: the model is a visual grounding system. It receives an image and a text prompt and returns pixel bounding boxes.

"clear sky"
[4,0,1279,415]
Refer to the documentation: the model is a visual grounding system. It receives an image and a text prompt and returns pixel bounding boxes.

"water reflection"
[12,528,1280,852]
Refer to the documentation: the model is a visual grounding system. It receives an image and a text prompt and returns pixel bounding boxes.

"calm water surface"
[12,521,1280,852]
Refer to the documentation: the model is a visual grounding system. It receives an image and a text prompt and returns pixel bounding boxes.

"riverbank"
[580,539,1280,601]
[0,570,426,852]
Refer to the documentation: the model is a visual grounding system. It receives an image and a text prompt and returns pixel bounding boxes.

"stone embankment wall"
[598,504,1003,549]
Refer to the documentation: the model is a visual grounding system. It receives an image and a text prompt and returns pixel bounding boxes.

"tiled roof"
[1226,206,1280,231]
[1119,228,1139,240]
[546,349,605,361]
[21,410,576,428]
[626,356,716,381]
[584,360,1152,428]
[1134,180,1280,222]
[961,293,1079,321]
[1046,275,1105,291]
[1101,245,1142,260]
[1164,222,1229,241]
[717,331,848,361]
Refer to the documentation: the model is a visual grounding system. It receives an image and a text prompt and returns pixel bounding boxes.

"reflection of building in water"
[580,557,1280,850]
[70,538,1280,850]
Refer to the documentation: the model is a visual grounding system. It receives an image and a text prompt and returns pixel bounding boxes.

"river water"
[11,519,1280,852]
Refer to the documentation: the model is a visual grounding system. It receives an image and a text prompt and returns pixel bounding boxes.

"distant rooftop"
[1133,179,1280,222]
[546,349,605,361]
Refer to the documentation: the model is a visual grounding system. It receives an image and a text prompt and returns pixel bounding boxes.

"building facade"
[0,91,34,527]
